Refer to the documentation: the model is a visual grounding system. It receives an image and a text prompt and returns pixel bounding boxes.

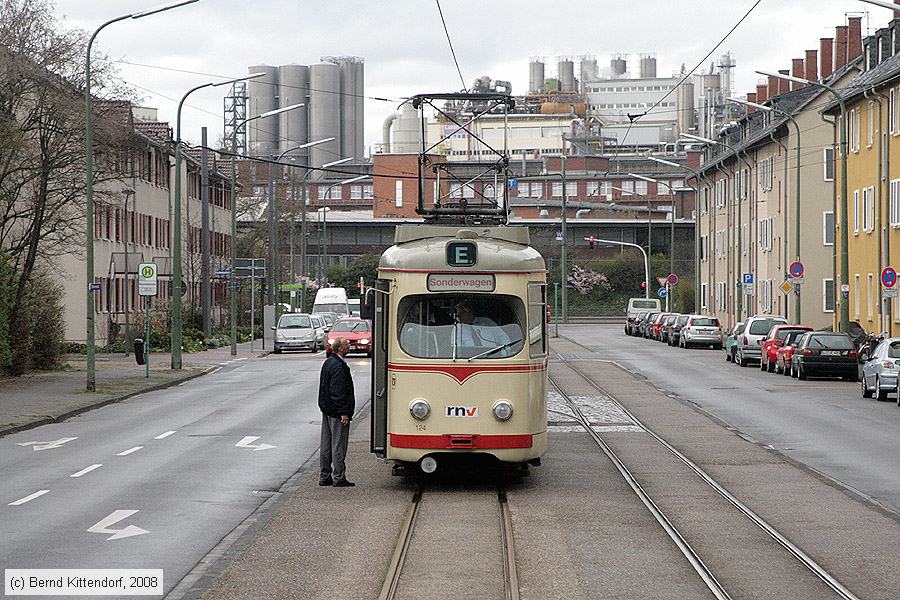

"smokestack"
[820,38,834,79]
[836,25,849,70]
[791,58,806,90]
[848,16,863,62]
[746,92,757,113]
[805,49,818,82]
[756,84,768,104]
[778,70,791,95]
[768,75,780,98]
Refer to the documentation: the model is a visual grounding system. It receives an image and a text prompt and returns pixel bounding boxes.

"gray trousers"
[319,415,350,482]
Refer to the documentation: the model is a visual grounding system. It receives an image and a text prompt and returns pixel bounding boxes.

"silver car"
[735,315,788,367]
[273,313,318,354]
[861,337,900,401]
[310,314,327,350]
[679,315,722,349]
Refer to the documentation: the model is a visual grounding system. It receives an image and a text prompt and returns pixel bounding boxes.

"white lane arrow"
[16,437,78,451]
[235,436,276,452]
[87,510,149,541]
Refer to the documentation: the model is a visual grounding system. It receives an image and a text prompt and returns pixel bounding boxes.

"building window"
[700,235,708,262]
[823,279,835,313]
[700,283,708,309]
[551,181,562,197]
[364,185,373,199]
[620,180,634,196]
[868,273,875,321]
[861,186,875,232]
[892,179,900,226]
[823,211,834,245]
[823,147,835,181]
[350,185,362,200]
[868,101,875,148]
[893,86,899,134]
[633,180,647,196]
[395,180,403,207]
[565,181,577,197]
[853,190,860,233]
[854,274,860,319]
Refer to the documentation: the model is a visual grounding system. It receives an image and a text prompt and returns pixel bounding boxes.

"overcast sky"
[53,0,897,154]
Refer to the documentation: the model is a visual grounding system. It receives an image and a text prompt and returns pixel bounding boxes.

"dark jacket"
[318,355,355,419]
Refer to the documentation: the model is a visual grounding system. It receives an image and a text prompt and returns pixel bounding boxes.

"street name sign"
[138,263,158,297]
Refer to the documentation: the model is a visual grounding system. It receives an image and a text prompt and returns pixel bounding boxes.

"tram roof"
[380,225,545,272]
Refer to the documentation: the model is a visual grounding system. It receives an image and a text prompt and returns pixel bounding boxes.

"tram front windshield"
[398,294,525,360]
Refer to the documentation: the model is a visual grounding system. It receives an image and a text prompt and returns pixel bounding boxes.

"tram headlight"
[409,399,431,420]
[492,400,513,421]
[359,339,370,345]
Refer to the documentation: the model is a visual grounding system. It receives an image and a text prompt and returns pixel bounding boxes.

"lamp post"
[303,157,353,291]
[727,96,803,323]
[596,239,650,299]
[83,0,198,391]
[316,175,368,285]
[122,185,135,355]
[758,69,848,332]
[227,104,307,355]
[630,174,678,306]
[610,185,653,258]
[172,72,269,369]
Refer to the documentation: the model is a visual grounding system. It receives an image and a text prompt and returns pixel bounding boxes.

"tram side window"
[527,283,547,356]
[397,294,525,359]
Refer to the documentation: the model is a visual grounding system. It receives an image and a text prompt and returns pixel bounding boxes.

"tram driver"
[452,299,513,351]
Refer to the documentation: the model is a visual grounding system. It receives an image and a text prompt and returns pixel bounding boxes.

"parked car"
[723,322,745,361]
[659,314,680,343]
[626,297,661,334]
[760,325,814,372]
[649,312,674,341]
[348,297,361,316]
[735,315,788,367]
[627,311,648,336]
[272,313,319,354]
[775,329,808,375]
[791,331,858,381]
[668,314,690,346]
[318,312,337,333]
[861,337,900,400]
[680,315,722,349]
[326,317,373,357]
[310,314,327,351]
[641,312,660,338]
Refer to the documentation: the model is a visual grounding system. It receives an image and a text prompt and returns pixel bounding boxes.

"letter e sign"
[446,242,477,267]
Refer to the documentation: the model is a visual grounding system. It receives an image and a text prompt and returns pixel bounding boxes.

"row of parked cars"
[627,308,900,404]
[273,312,372,356]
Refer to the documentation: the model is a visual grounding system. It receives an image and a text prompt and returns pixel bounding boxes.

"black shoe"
[318,478,333,486]
[332,480,355,487]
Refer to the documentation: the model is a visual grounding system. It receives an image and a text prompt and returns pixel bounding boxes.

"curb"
[0,365,217,438]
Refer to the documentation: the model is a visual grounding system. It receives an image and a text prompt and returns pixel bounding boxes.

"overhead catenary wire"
[434,0,468,93]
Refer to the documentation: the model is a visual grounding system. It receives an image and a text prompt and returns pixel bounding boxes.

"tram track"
[378,481,520,600]
[549,358,862,600]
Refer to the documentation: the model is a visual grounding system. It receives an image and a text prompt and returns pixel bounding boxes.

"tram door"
[369,279,390,458]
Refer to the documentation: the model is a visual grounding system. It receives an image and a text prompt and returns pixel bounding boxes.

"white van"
[625,297,661,335]
[313,287,350,316]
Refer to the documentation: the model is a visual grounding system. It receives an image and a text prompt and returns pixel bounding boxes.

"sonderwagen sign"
[426,273,495,292]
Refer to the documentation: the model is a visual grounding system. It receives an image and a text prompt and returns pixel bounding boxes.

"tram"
[366,224,548,473]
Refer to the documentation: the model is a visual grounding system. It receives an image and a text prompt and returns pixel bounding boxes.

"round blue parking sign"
[881,266,897,289]
[789,261,804,278]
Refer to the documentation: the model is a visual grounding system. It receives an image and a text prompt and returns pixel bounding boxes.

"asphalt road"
[560,324,900,514]
[1,351,371,598]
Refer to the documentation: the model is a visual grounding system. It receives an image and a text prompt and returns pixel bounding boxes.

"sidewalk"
[0,342,266,436]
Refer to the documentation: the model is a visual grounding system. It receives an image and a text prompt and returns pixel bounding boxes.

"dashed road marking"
[154,431,176,440]
[71,464,103,478]
[9,490,49,506]
[117,446,143,456]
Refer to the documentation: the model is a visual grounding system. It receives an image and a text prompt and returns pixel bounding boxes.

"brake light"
[802,349,811,355]
[742,337,748,345]
[881,359,892,368]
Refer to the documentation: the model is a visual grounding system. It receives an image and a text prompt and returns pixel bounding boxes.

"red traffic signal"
[585,235,596,250]
[640,281,647,290]
[355,281,362,290]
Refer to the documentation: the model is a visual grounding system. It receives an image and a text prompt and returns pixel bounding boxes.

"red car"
[325,317,373,356]
[775,329,813,375]
[649,312,674,341]
[761,325,813,372]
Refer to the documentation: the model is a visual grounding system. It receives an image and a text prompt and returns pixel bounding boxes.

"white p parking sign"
[138,263,158,297]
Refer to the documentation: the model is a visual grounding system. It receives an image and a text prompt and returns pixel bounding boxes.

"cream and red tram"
[368,224,548,473]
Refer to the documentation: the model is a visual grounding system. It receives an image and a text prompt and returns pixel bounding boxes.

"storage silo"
[277,64,310,159]
[353,59,365,161]
[558,59,576,92]
[639,55,657,78]
[309,62,341,170]
[611,55,627,77]
[247,64,278,156]
[528,59,545,93]
[393,103,421,153]
[579,57,598,92]
[676,81,695,137]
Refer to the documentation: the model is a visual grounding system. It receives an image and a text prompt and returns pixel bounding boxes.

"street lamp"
[758,69,849,333]
[122,185,135,355]
[595,239,650,299]
[316,175,368,285]
[727,96,803,323]
[227,103,307,355]
[171,72,271,369]
[83,0,199,391]
[629,173,678,308]
[610,185,653,257]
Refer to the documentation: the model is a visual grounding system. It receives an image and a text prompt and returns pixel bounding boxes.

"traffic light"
[640,281,647,290]
[586,235,596,250]
[355,281,361,290]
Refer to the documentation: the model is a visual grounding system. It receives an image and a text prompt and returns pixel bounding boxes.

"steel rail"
[556,359,862,600]
[377,485,423,600]
[497,486,521,600]
[547,376,733,600]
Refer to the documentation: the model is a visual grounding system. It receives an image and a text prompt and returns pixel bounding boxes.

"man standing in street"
[318,337,355,487]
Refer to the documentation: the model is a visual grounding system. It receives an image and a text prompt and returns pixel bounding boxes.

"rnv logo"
[446,406,478,417]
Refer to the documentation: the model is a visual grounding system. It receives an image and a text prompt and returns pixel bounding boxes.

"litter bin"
[134,338,146,365]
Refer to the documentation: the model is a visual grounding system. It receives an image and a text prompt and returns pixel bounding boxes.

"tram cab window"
[398,294,525,359]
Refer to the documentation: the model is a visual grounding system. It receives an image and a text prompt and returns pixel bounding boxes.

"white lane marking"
[234,357,248,361]
[71,464,103,478]
[154,431,176,440]
[87,510,149,541]
[117,446,143,456]
[9,490,50,506]
[235,436,276,451]
[16,437,78,451]
[208,367,222,375]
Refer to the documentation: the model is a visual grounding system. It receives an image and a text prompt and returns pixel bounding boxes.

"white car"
[735,315,788,367]
[310,314,327,350]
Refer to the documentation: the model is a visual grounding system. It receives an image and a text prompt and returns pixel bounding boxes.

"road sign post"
[138,263,158,378]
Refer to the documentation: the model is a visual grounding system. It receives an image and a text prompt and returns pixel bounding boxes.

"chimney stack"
[756,84,768,104]
[848,17,863,61]
[820,38,834,79]
[836,25,849,70]
[778,70,791,95]
[791,58,806,90]
[768,75,780,98]
[746,92,757,113]
[805,49,818,82]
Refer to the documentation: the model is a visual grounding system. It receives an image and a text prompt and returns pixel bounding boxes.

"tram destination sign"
[446,242,477,267]
[427,273,495,292]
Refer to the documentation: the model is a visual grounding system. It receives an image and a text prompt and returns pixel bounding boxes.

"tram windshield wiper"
[467,338,522,362]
